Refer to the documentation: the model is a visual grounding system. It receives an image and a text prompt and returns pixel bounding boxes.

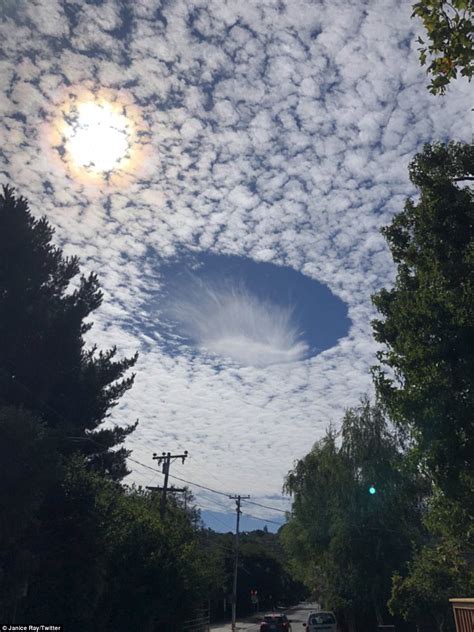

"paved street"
[210,602,318,631]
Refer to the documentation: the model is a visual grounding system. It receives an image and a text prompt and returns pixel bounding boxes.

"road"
[210,602,318,631]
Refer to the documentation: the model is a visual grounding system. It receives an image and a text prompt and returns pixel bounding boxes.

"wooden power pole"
[152,450,188,519]
[229,494,250,631]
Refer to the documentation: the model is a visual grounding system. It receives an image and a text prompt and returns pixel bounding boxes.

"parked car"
[260,613,292,631]
[303,611,338,632]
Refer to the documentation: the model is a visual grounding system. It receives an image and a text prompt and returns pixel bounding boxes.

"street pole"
[229,494,250,631]
[161,452,170,519]
[152,450,188,519]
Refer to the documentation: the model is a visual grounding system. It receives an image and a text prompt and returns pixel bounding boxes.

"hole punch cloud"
[1,0,469,513]
[167,277,309,367]
[150,253,351,368]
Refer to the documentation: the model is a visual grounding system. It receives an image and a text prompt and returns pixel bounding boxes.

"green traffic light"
[369,486,376,495]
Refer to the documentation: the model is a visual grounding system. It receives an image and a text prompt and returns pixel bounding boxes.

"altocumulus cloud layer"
[0,0,470,519]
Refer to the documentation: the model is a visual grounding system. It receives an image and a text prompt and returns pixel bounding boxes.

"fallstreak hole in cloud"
[148,253,351,368]
[167,279,308,367]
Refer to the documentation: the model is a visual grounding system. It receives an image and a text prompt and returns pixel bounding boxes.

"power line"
[128,456,158,473]
[169,472,231,497]
[152,450,189,519]
[3,364,291,513]
[129,458,237,531]
[47,436,290,521]
[128,456,291,516]
[245,499,289,514]
[197,492,234,514]
[188,453,229,491]
[128,456,230,497]
[75,447,287,529]
[129,457,238,517]
[69,438,290,518]
[43,439,290,521]
[206,511,236,532]
[241,511,283,527]
[47,425,287,530]
[162,473,290,518]
[4,366,290,517]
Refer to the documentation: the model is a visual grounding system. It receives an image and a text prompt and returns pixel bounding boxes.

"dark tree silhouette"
[0,185,137,480]
[372,142,473,504]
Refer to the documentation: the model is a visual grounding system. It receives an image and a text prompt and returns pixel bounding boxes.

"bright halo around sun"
[66,102,130,172]
[49,87,150,187]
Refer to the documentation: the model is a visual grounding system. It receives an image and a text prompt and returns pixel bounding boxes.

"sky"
[0,0,471,531]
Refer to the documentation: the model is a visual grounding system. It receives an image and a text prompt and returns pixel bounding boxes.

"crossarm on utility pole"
[152,450,188,520]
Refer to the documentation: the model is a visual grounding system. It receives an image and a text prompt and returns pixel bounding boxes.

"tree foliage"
[370,141,473,631]
[0,185,137,479]
[412,0,473,94]
[389,539,474,631]
[372,141,473,509]
[0,187,211,629]
[0,186,304,630]
[14,463,207,632]
[0,406,58,621]
[282,400,425,631]
[201,528,306,621]
[282,142,472,632]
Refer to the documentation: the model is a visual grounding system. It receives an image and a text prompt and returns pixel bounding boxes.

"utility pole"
[152,450,188,519]
[229,494,250,631]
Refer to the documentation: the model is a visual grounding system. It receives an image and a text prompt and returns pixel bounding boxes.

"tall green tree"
[282,400,425,631]
[0,406,57,622]
[199,527,305,621]
[18,463,207,632]
[412,0,473,94]
[93,485,205,632]
[0,187,215,631]
[237,530,306,614]
[0,186,137,479]
[22,458,117,631]
[372,141,473,509]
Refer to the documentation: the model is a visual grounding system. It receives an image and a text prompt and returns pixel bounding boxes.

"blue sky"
[0,0,470,530]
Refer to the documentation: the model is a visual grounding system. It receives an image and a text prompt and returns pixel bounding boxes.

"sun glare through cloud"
[49,87,150,187]
[1,0,470,528]
[65,102,130,172]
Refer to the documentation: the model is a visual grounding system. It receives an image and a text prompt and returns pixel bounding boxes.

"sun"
[65,101,131,173]
[48,87,151,187]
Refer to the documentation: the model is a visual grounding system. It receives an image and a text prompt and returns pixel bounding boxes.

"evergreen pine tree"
[0,185,137,480]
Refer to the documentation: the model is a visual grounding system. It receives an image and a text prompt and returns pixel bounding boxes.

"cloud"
[0,0,471,521]
[164,275,309,367]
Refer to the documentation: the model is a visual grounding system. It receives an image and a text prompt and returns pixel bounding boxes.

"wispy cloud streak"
[165,276,308,367]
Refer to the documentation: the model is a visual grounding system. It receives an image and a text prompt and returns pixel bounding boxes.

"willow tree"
[282,400,424,631]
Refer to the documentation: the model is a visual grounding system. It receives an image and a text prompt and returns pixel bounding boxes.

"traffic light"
[368,485,376,495]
